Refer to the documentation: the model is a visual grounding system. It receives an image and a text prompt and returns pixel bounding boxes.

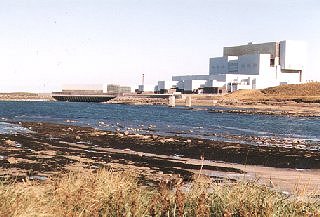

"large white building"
[172,40,307,93]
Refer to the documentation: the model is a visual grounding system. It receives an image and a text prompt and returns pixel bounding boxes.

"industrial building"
[170,40,306,93]
[61,84,104,94]
[154,80,176,94]
[106,84,131,95]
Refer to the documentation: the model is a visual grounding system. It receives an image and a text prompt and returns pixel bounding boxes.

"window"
[270,59,275,66]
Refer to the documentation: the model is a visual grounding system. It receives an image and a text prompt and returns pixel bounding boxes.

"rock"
[7,157,18,164]
[4,140,16,146]
[296,144,306,150]
[159,139,166,143]
[0,155,7,160]
[142,135,151,140]
[124,131,129,136]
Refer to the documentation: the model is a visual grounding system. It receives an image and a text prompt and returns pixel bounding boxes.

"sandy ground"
[0,122,319,196]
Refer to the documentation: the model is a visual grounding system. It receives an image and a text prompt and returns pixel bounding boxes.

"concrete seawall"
[52,94,115,102]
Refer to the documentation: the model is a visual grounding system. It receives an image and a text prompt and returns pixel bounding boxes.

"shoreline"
[109,94,320,117]
[1,121,319,194]
[1,92,320,117]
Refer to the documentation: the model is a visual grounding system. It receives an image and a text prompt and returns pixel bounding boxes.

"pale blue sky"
[0,0,319,92]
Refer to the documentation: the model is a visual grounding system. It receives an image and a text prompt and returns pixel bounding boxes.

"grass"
[0,169,319,217]
[223,82,320,103]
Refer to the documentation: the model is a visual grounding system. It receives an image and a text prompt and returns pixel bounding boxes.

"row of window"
[212,63,258,70]
[241,63,258,68]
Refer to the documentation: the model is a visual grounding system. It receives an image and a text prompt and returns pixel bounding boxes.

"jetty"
[52,92,116,102]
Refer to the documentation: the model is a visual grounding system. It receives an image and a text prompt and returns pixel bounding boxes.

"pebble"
[4,140,16,146]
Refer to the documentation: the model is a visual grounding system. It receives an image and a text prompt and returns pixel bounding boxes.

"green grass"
[0,169,319,216]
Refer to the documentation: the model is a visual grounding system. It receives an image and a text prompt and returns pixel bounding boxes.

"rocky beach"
[1,121,319,194]
[0,90,320,215]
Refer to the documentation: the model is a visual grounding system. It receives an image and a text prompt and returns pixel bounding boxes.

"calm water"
[0,101,319,143]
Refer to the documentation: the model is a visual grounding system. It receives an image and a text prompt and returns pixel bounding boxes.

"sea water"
[0,101,319,144]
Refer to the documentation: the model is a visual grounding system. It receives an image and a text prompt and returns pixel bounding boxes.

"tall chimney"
[142,74,145,86]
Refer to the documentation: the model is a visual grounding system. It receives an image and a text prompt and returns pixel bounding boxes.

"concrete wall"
[172,75,209,81]
[205,80,226,88]
[280,40,306,70]
[278,71,300,84]
[157,81,165,90]
[238,54,261,75]
[228,59,238,73]
[176,81,184,90]
[255,54,278,89]
[184,80,206,91]
[209,57,228,75]
[157,81,174,90]
[223,42,279,59]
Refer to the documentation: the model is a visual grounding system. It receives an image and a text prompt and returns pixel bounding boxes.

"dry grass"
[222,82,320,103]
[0,170,319,217]
[223,89,265,101]
[262,82,320,96]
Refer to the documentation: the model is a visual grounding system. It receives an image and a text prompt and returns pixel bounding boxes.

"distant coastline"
[0,92,53,101]
[2,82,320,117]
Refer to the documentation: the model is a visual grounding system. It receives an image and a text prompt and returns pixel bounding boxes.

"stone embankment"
[109,95,168,105]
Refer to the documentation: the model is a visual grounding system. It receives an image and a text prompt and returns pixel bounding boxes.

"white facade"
[211,41,305,91]
[280,40,306,71]
[171,40,307,93]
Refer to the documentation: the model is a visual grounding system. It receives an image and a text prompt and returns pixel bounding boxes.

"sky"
[0,0,320,92]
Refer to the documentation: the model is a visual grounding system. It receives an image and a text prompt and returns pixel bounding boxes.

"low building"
[119,86,131,94]
[107,84,132,95]
[61,84,104,94]
[154,81,175,94]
